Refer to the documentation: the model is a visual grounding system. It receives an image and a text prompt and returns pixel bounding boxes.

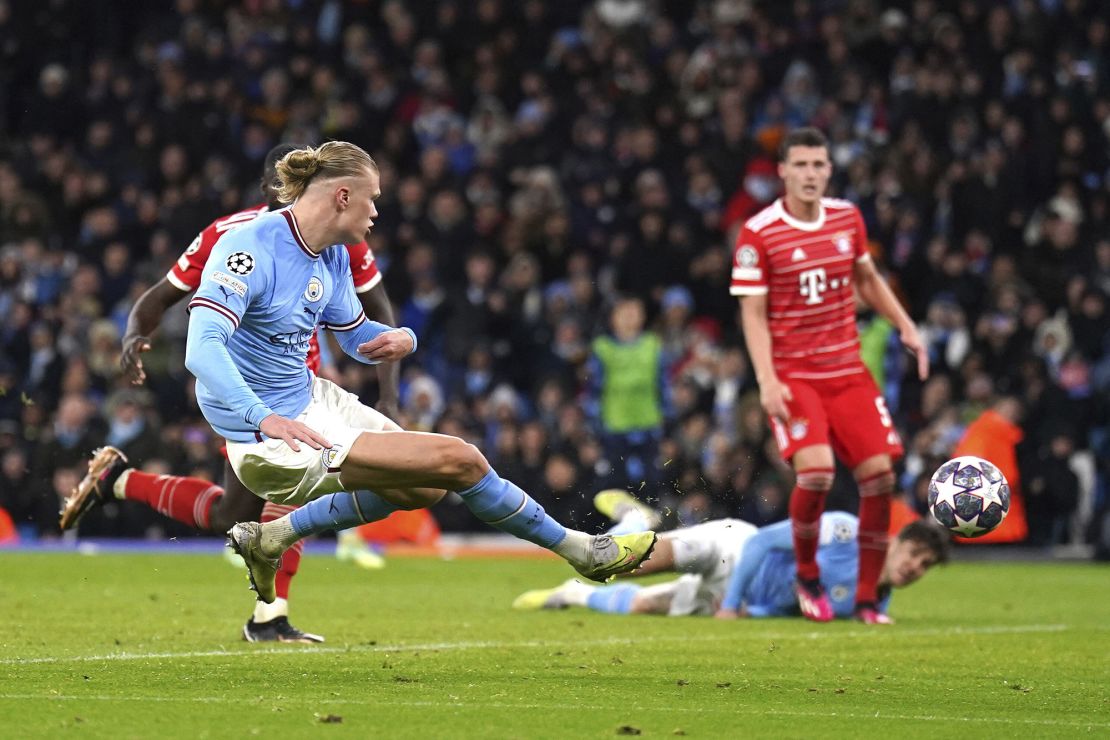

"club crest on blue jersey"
[226,251,255,275]
[304,277,324,302]
[832,520,854,543]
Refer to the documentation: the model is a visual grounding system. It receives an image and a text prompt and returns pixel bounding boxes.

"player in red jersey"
[59,144,401,643]
[730,128,929,625]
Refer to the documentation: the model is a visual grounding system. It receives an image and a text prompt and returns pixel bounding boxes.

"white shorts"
[663,519,758,616]
[226,376,398,505]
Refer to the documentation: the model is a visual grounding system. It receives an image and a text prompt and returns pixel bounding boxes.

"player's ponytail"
[274,141,377,203]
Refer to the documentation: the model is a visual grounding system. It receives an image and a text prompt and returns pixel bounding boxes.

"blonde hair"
[274,141,378,203]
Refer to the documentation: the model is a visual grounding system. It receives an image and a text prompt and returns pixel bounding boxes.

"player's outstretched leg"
[513,579,642,613]
[60,447,226,531]
[453,468,657,583]
[232,432,656,603]
[594,489,661,535]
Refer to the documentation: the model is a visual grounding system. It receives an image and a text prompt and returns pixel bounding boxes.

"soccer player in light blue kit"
[184,141,656,603]
[513,491,946,621]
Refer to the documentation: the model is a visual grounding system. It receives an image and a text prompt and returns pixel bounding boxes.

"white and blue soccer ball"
[928,455,1010,538]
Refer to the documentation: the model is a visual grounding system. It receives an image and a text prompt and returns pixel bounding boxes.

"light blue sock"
[586,583,641,614]
[289,490,399,538]
[457,468,566,548]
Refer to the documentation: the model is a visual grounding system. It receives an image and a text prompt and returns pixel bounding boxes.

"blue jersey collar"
[282,209,320,259]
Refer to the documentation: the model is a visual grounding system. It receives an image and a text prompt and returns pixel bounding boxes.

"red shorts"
[768,370,904,469]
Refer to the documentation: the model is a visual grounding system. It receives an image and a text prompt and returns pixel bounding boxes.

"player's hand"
[899,324,929,381]
[358,329,414,362]
[714,608,740,620]
[259,414,332,452]
[121,335,152,385]
[759,377,793,423]
[375,397,401,421]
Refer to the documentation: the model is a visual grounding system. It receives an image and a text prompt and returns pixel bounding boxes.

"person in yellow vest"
[586,297,665,499]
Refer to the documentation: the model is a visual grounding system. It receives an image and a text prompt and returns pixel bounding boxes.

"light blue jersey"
[721,512,891,618]
[184,208,407,442]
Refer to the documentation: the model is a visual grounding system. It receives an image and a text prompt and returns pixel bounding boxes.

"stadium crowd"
[0,0,1106,552]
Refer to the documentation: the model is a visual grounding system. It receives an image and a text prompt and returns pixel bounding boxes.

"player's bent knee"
[856,468,895,498]
[440,439,489,485]
[796,468,835,492]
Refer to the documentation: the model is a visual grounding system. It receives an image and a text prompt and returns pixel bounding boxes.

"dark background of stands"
[0,0,1106,552]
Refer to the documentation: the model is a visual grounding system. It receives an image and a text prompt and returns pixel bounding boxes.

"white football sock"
[260,516,299,555]
[253,597,289,622]
[551,529,593,565]
[113,469,132,499]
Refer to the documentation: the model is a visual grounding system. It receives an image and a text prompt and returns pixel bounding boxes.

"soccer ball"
[928,455,1010,538]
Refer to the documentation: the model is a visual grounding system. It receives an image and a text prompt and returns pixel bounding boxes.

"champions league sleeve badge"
[226,251,255,275]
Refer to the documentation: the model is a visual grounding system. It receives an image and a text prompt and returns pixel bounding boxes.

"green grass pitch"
[1,549,1107,738]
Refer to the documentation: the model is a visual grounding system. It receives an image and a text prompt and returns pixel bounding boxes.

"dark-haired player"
[730,127,928,623]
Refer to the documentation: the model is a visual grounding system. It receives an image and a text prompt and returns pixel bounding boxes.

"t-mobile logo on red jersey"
[799,267,828,305]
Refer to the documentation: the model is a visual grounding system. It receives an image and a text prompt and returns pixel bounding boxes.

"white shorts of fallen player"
[226,376,398,506]
[639,519,758,616]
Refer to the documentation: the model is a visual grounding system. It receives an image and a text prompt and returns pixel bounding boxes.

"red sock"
[856,471,894,605]
[123,472,223,531]
[790,468,835,581]
[262,502,302,601]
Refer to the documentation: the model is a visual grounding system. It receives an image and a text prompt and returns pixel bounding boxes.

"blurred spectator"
[586,297,664,497]
[1025,428,1081,546]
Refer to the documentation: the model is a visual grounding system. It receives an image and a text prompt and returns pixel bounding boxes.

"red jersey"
[167,204,382,372]
[730,197,871,381]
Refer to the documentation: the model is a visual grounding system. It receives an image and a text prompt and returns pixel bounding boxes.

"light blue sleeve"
[185,309,273,428]
[320,251,416,365]
[184,233,275,428]
[720,520,795,612]
[818,511,859,548]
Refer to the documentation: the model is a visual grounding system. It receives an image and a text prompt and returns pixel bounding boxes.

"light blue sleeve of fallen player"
[184,230,274,428]
[720,519,795,612]
[319,250,416,364]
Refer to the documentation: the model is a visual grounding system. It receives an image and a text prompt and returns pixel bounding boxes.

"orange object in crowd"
[952,408,1029,543]
[888,496,921,536]
[0,507,17,544]
[356,508,441,546]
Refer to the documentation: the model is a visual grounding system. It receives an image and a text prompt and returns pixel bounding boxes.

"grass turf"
[0,549,1107,739]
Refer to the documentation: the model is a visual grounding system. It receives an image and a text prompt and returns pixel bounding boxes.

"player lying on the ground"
[58,143,401,644]
[180,141,655,604]
[512,491,948,621]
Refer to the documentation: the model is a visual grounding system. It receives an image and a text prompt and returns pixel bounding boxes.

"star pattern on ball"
[226,251,255,275]
[929,456,1010,538]
[951,513,987,537]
